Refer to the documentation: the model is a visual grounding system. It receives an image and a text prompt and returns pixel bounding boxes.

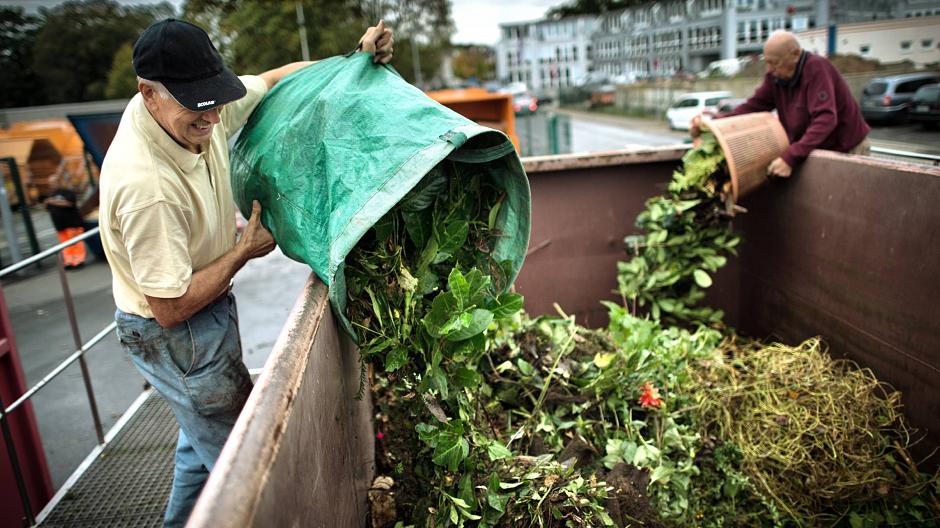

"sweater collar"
[775,50,809,89]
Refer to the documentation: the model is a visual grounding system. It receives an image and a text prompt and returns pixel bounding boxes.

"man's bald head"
[763,31,803,80]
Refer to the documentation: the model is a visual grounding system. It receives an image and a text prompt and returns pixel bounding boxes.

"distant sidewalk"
[555,107,689,140]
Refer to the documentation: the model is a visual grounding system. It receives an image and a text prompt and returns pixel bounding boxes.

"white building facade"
[495,16,597,91]
[798,15,940,67]
[496,0,940,87]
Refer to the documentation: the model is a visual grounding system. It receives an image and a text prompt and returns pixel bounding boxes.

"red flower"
[376,431,385,440]
[638,381,663,409]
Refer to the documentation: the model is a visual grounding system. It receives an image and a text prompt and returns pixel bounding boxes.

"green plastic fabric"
[230,52,531,338]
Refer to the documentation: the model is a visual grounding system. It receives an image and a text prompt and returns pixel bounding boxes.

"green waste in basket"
[230,53,531,339]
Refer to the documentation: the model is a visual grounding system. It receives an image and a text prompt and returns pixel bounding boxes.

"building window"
[923,39,934,48]
[900,41,912,50]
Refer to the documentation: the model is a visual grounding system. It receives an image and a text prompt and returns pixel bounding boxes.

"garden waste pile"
[229,57,938,526]
[353,131,940,527]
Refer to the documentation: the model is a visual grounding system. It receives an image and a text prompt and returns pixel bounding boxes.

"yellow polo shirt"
[99,75,268,318]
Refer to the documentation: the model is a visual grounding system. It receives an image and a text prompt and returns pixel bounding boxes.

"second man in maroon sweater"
[694,31,870,177]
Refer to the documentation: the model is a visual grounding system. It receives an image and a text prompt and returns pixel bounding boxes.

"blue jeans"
[115,293,253,527]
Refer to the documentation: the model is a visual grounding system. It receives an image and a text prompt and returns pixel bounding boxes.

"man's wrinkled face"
[764,47,801,80]
[141,84,221,153]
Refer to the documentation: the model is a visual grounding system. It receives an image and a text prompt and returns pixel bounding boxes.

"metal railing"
[0,227,112,526]
[870,146,940,166]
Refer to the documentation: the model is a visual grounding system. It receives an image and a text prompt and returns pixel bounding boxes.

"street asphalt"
[1,207,310,487]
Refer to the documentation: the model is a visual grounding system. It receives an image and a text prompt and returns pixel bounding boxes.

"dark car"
[909,83,940,128]
[860,72,940,123]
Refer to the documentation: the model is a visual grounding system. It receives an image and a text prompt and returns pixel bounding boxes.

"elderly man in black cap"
[98,18,392,526]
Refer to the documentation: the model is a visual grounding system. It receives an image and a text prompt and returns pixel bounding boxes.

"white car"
[666,91,732,130]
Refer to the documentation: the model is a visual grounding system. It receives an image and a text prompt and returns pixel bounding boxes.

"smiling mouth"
[192,121,212,133]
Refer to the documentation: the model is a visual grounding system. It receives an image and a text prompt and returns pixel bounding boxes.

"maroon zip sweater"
[724,52,870,167]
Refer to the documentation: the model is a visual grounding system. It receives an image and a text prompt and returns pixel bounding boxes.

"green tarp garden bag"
[230,52,530,338]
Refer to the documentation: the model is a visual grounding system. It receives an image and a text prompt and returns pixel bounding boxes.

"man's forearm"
[259,61,316,89]
[146,246,248,327]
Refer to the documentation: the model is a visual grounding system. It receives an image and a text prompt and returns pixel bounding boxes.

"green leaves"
[423,268,513,343]
[416,420,470,472]
[693,269,713,288]
[616,134,734,325]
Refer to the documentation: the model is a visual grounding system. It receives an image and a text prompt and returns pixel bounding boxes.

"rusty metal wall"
[187,276,373,528]
[515,147,687,327]
[516,147,940,465]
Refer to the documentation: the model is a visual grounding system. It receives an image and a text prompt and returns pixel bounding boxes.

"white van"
[666,91,732,130]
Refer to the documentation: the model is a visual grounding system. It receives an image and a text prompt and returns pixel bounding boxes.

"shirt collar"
[133,95,207,174]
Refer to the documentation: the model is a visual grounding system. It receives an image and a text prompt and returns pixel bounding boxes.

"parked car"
[512,92,539,115]
[666,91,732,130]
[909,83,940,128]
[589,84,616,108]
[860,72,940,123]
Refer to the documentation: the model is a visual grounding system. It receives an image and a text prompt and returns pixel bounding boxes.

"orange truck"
[426,88,519,152]
[0,119,93,206]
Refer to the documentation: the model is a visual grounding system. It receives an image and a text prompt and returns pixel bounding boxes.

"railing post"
[1,157,40,258]
[0,173,23,265]
[0,391,35,526]
[56,253,104,443]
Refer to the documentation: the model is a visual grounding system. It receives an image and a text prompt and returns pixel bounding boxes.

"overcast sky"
[9,0,562,45]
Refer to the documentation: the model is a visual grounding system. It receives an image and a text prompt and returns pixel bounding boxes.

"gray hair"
[137,76,171,100]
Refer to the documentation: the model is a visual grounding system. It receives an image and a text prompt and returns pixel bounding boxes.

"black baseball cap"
[133,18,246,112]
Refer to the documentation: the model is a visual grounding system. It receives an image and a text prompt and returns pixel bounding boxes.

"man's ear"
[139,82,157,109]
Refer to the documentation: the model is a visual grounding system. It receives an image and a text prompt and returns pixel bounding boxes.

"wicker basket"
[706,112,789,201]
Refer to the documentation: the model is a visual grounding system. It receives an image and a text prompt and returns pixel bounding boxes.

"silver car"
[860,72,940,123]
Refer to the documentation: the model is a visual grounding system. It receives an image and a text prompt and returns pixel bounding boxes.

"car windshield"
[673,98,698,108]
[915,85,940,101]
[863,82,888,96]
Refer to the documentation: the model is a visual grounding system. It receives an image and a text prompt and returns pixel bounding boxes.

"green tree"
[182,0,453,86]
[104,42,138,99]
[31,0,173,104]
[0,7,45,108]
[451,45,495,82]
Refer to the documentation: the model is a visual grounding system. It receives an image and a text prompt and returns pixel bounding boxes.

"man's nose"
[201,108,221,123]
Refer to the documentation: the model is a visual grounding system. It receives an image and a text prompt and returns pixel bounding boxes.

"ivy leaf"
[430,421,469,471]
[486,441,512,461]
[446,268,469,306]
[486,473,507,512]
[487,293,524,319]
[402,209,432,248]
[488,194,504,230]
[693,269,713,288]
[436,219,469,261]
[424,292,460,338]
[463,268,491,306]
[516,358,535,377]
[454,367,482,388]
[445,309,494,342]
[384,347,408,372]
[429,365,449,400]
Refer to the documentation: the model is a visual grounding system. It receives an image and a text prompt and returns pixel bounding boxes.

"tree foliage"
[104,42,137,100]
[451,45,495,82]
[31,0,173,104]
[181,0,454,86]
[546,0,646,18]
[0,7,44,108]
